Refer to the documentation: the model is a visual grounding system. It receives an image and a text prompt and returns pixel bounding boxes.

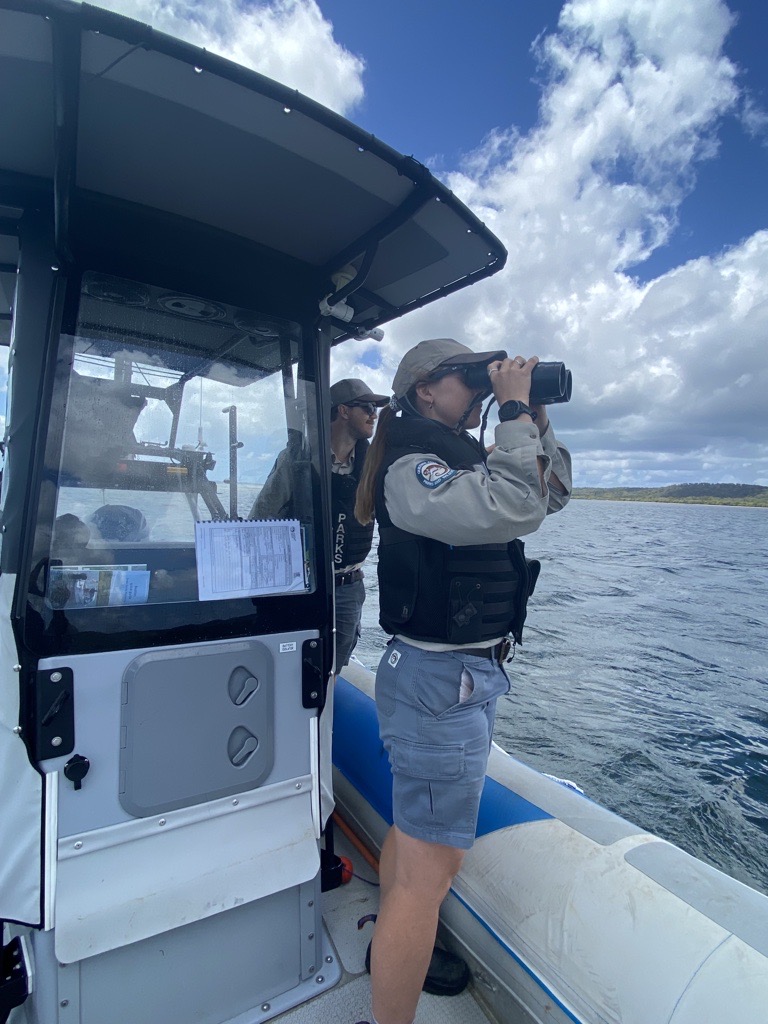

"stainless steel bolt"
[232,798,239,806]
[295,782,302,789]
[74,841,82,850]
[51,736,62,748]
[50,671,62,683]
[310,640,317,648]
[158,819,166,826]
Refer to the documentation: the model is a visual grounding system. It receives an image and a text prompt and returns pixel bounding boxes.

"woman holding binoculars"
[353,338,572,1024]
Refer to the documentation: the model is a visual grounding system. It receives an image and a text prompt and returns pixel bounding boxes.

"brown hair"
[354,404,398,525]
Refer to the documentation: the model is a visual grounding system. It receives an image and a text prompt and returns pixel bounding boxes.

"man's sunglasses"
[346,401,379,415]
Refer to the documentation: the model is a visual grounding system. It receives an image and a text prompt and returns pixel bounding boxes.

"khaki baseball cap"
[392,339,507,399]
[330,378,388,408]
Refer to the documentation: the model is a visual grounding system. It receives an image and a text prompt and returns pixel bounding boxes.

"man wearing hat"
[327,378,388,668]
[252,377,387,669]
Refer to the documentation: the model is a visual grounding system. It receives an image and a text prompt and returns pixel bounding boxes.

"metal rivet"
[60,999,69,1007]
[308,900,314,907]
[308,965,315,973]
[51,736,62,748]
[315,974,324,983]
[309,640,317,648]
[158,819,166,826]
[13,664,21,672]
[295,782,302,790]
[261,1004,270,1012]
[307,932,314,940]
[73,841,82,850]
[50,671,62,683]
[310,691,318,699]
[232,798,239,806]
[13,726,21,735]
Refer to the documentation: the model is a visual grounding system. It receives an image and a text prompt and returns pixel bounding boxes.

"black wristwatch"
[498,400,537,422]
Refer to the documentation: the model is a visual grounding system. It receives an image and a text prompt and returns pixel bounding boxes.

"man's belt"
[335,568,364,587]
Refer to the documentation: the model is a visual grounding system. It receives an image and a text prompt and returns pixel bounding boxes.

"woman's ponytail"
[355,404,396,525]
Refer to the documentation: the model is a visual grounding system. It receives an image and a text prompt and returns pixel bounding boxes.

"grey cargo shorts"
[375,639,510,850]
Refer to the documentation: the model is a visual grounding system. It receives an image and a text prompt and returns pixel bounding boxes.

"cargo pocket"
[390,738,469,831]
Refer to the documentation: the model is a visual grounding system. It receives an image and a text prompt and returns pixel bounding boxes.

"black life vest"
[374,417,540,645]
[332,438,375,569]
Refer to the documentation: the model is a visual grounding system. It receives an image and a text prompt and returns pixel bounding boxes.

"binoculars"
[463,359,573,404]
[529,361,573,405]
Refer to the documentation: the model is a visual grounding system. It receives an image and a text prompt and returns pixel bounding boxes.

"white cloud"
[81,0,364,114]
[334,0,768,487]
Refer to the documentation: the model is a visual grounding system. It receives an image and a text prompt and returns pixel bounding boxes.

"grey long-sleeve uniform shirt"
[383,419,571,651]
[383,419,572,548]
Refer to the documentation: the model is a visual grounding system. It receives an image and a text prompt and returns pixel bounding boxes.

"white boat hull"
[333,661,768,1024]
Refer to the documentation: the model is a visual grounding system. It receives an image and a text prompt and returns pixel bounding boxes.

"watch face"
[500,400,534,421]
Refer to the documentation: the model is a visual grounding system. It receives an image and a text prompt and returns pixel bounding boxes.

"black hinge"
[1,935,30,1024]
[34,667,75,761]
[301,638,324,709]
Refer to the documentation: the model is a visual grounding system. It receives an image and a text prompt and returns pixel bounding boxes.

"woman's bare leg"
[371,825,464,1024]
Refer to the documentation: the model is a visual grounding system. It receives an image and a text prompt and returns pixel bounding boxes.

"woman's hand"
[487,355,539,406]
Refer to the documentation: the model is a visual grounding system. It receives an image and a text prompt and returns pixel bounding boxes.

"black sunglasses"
[346,401,378,415]
[427,363,493,392]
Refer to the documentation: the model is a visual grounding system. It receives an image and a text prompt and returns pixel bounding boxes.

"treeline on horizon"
[572,483,768,507]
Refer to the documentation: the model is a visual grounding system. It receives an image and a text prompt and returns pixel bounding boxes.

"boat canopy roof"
[0,0,506,340]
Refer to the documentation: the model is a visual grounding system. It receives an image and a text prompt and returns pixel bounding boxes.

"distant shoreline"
[573,485,768,508]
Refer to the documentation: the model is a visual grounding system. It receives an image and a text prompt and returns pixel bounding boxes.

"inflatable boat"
[333,660,768,1024]
[1,3,766,1023]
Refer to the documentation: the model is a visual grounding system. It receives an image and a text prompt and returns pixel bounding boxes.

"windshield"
[27,272,321,636]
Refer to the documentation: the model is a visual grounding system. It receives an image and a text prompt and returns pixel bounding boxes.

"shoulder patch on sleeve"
[414,460,459,488]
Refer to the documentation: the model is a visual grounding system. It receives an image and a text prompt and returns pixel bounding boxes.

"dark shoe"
[364,940,470,997]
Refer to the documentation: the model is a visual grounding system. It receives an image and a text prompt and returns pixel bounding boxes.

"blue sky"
[31,2,768,486]
[319,0,768,284]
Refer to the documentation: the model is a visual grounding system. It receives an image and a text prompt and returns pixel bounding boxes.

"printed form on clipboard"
[195,518,308,601]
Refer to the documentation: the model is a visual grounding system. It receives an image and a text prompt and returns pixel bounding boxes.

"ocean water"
[355,500,768,896]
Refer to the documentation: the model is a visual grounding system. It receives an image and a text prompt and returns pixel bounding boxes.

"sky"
[22,1,768,486]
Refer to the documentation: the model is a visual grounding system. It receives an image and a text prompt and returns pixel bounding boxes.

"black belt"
[335,568,364,587]
[451,639,512,663]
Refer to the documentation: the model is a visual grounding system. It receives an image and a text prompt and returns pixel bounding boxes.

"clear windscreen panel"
[36,272,318,618]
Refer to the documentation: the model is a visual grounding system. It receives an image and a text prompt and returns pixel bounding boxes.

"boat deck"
[275,829,493,1024]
